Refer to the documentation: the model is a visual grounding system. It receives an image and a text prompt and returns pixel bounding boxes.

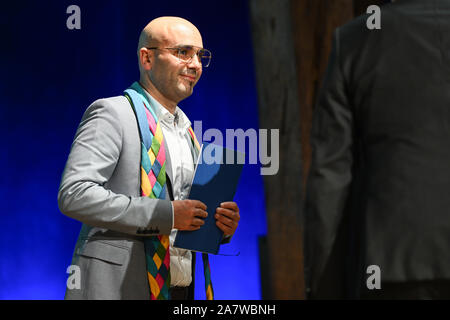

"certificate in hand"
[173,142,244,254]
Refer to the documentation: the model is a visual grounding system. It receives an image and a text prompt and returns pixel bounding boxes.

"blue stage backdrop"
[0,1,267,299]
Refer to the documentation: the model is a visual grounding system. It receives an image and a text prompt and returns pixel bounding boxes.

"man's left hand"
[215,202,240,236]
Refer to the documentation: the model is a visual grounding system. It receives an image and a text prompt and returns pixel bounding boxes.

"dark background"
[0,0,266,299]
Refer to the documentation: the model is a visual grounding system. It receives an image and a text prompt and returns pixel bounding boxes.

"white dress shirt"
[147,94,195,287]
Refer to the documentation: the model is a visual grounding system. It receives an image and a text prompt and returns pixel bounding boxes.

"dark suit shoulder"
[337,3,398,56]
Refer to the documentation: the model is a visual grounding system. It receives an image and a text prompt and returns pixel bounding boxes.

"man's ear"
[139,47,152,71]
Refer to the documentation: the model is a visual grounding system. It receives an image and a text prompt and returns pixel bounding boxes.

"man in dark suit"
[304,0,450,299]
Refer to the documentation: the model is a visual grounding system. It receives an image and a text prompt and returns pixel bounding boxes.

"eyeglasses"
[146,45,212,68]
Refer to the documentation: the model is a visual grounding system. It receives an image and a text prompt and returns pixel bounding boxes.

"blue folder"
[173,142,244,254]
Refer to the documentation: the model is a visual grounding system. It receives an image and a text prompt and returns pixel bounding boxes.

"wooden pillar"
[249,0,304,299]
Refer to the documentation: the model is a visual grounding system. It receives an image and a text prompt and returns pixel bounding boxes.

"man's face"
[148,24,204,105]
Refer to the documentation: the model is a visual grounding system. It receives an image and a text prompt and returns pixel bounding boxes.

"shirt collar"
[160,105,192,132]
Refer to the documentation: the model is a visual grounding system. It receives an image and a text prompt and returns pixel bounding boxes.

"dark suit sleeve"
[304,28,354,299]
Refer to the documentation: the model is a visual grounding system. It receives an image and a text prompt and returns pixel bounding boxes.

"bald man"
[58,17,240,300]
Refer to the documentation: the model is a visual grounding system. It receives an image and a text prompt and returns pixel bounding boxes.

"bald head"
[137,17,203,58]
[136,17,205,113]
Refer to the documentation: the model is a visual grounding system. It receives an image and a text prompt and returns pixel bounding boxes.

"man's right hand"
[172,200,208,231]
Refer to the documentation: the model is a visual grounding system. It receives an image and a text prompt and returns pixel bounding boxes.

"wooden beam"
[249,0,304,299]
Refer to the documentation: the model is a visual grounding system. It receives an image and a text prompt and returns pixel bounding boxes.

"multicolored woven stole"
[124,88,170,300]
[124,83,213,300]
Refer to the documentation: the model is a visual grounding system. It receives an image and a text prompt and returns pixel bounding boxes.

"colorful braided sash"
[124,83,213,300]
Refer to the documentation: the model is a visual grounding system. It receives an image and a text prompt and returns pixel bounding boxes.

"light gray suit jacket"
[58,95,198,299]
